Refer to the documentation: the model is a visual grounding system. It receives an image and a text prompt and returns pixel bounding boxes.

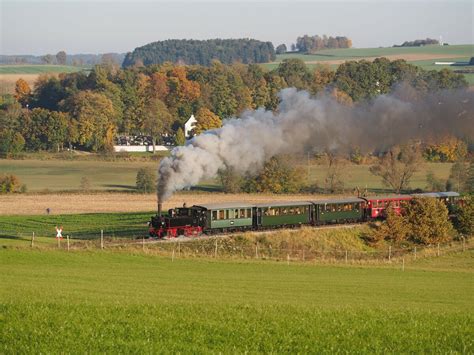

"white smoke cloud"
[158,87,473,202]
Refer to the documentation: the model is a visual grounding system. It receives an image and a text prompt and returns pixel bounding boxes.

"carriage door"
[253,207,262,227]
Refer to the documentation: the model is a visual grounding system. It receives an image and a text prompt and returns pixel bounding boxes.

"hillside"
[263,44,474,85]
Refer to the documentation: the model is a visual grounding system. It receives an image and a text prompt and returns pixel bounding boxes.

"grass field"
[1,248,472,353]
[0,159,453,193]
[0,64,86,74]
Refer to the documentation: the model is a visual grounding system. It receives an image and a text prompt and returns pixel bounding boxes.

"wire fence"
[5,229,471,265]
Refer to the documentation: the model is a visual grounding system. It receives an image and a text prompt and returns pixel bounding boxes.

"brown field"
[0,74,40,95]
[0,192,343,215]
[306,53,467,65]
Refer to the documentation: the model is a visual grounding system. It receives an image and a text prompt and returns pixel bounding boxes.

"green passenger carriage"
[312,198,365,224]
[195,203,254,232]
[255,201,312,228]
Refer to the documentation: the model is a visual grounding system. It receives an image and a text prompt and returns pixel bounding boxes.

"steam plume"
[158,86,473,202]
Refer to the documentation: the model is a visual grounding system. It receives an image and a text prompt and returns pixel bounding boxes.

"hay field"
[0,192,337,215]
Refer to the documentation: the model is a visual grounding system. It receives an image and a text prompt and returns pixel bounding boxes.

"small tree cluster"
[454,197,474,236]
[136,168,156,193]
[0,174,27,194]
[371,198,453,246]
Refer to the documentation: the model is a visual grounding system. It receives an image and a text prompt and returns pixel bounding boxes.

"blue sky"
[1,0,472,55]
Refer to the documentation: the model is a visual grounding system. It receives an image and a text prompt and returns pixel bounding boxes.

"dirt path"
[0,192,341,215]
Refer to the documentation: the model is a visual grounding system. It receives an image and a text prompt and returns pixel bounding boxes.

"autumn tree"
[454,197,474,235]
[143,98,173,153]
[405,197,453,244]
[311,64,335,94]
[370,145,423,193]
[466,161,474,194]
[194,108,221,135]
[242,156,304,193]
[0,174,23,193]
[56,51,67,65]
[21,108,69,151]
[324,153,346,193]
[218,166,242,193]
[371,206,410,245]
[68,91,116,151]
[14,78,31,106]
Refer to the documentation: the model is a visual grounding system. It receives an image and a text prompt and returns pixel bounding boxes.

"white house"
[184,114,197,139]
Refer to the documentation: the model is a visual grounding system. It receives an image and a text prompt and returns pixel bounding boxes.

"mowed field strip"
[1,248,473,352]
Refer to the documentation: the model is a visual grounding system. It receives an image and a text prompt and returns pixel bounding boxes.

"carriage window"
[295,207,301,214]
[247,208,252,217]
[239,209,246,218]
[212,211,218,220]
[219,210,225,220]
[225,210,230,219]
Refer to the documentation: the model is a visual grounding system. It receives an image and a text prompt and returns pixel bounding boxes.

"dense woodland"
[295,35,352,53]
[0,57,469,158]
[122,39,276,67]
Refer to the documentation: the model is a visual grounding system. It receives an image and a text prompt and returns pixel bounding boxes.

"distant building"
[184,114,197,139]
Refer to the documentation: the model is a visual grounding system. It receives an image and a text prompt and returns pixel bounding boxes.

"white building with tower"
[184,114,197,139]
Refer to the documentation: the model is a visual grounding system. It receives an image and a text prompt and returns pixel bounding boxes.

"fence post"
[214,239,218,258]
[178,241,181,256]
[437,243,440,257]
[402,257,405,272]
[101,229,104,250]
[287,253,290,266]
[255,243,258,259]
[172,247,175,262]
[388,246,391,262]
[142,237,145,252]
[414,247,417,261]
[67,235,70,251]
[31,232,35,247]
[57,237,61,249]
[302,249,305,262]
[345,250,348,264]
[462,236,465,252]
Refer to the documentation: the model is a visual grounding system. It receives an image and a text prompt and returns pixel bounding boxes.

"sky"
[1,0,473,55]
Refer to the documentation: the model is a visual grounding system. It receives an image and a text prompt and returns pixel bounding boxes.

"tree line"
[0,57,468,156]
[393,38,440,47]
[122,39,276,67]
[294,35,352,53]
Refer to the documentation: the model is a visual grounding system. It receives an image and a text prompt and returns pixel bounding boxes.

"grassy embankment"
[1,247,473,353]
[0,158,453,192]
[263,44,474,85]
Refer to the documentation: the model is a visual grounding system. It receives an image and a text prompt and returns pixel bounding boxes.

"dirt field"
[0,192,341,215]
[305,53,467,65]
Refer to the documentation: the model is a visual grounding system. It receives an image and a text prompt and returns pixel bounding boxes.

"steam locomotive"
[149,192,461,239]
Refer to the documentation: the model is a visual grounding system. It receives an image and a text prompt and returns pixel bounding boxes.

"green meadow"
[1,248,473,353]
[0,65,86,74]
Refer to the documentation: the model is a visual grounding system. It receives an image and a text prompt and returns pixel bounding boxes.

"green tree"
[447,161,468,192]
[56,51,67,65]
[175,127,186,146]
[0,131,25,155]
[0,174,23,193]
[405,198,453,244]
[466,161,474,194]
[275,44,287,54]
[372,206,410,245]
[136,167,156,193]
[217,167,242,193]
[276,58,311,89]
[143,98,173,153]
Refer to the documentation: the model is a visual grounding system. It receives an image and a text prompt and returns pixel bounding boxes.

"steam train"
[149,192,461,239]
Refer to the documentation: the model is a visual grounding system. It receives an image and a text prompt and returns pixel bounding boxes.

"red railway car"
[362,195,413,219]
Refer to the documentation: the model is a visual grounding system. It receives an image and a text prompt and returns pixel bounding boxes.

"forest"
[0,57,469,156]
[122,39,276,67]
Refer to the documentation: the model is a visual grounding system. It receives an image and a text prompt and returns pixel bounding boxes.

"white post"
[255,243,258,259]
[414,247,417,260]
[388,246,391,262]
[67,235,70,251]
[402,257,405,272]
[345,250,348,264]
[214,239,218,258]
[57,237,61,249]
[142,237,145,252]
[101,229,104,250]
[172,248,175,262]
[287,254,290,266]
[178,241,181,256]
[437,243,440,257]
[31,232,35,247]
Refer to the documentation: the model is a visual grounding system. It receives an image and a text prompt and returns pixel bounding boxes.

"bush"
[454,197,474,236]
[136,168,156,193]
[0,174,24,193]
